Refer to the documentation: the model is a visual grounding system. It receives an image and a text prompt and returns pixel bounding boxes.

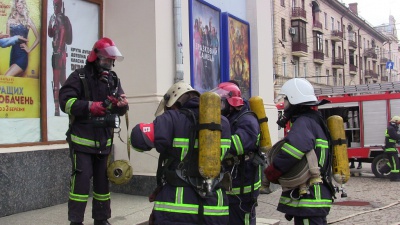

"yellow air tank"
[327,115,350,186]
[198,92,221,179]
[249,96,272,153]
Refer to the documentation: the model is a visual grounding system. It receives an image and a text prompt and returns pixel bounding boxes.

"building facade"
[273,0,400,93]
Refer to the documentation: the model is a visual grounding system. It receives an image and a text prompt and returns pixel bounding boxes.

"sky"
[340,0,400,27]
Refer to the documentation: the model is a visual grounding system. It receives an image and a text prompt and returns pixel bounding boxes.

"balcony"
[382,76,388,82]
[291,7,307,22]
[312,21,323,33]
[348,40,357,49]
[332,57,344,69]
[364,70,378,79]
[380,57,388,65]
[331,30,343,42]
[292,42,308,57]
[364,48,377,60]
[349,64,357,75]
[313,51,324,64]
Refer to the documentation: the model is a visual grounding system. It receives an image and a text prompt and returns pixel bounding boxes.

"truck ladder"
[314,81,400,97]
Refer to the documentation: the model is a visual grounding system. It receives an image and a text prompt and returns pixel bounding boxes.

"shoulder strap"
[231,110,258,127]
[78,70,91,101]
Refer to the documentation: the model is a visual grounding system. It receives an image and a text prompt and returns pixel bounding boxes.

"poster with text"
[0,0,41,118]
[46,0,99,141]
[222,13,251,99]
[189,0,221,93]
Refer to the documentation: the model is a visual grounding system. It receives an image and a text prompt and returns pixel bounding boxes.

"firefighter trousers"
[68,151,111,223]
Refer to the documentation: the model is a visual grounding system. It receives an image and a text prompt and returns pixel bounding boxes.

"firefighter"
[265,78,334,225]
[130,81,232,225]
[48,0,69,116]
[212,82,262,225]
[382,116,400,182]
[59,37,128,225]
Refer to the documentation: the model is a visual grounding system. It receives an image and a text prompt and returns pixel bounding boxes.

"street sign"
[386,61,394,69]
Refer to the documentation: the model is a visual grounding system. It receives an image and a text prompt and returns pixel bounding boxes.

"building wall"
[0,0,276,216]
[273,0,395,92]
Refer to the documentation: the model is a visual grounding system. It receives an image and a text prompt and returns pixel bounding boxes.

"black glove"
[277,114,289,128]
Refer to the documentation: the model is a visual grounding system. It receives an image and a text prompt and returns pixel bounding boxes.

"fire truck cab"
[278,82,400,178]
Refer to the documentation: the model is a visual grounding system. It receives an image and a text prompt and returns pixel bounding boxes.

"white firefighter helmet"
[155,81,200,116]
[275,78,318,106]
[390,116,400,123]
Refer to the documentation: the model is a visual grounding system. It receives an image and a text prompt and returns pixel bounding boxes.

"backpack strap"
[78,72,91,101]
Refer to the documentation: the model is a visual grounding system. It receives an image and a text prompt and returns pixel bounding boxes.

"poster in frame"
[221,13,251,99]
[189,0,221,93]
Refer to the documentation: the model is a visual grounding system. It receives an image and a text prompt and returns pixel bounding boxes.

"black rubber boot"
[94,220,111,225]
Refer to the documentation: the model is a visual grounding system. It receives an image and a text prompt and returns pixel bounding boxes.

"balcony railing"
[291,7,306,20]
[382,76,388,81]
[349,64,357,72]
[365,70,378,78]
[332,57,344,66]
[348,40,357,48]
[312,21,322,30]
[292,42,308,52]
[364,48,377,59]
[380,57,388,64]
[313,51,324,61]
[331,30,343,41]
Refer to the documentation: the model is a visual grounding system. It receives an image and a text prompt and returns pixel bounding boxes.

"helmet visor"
[97,46,124,62]
[274,94,287,104]
[210,87,230,99]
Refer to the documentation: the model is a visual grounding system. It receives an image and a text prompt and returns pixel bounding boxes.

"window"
[303,63,307,78]
[331,17,334,30]
[293,59,299,77]
[315,65,320,83]
[326,69,330,85]
[281,0,285,7]
[337,21,341,31]
[282,57,287,77]
[324,13,327,29]
[0,0,103,146]
[314,33,323,52]
[344,49,347,64]
[291,20,307,45]
[281,18,286,41]
[325,40,329,57]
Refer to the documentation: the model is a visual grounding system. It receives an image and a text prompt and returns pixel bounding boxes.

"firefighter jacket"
[131,97,232,225]
[225,105,261,204]
[59,63,128,155]
[273,110,333,217]
[385,122,400,153]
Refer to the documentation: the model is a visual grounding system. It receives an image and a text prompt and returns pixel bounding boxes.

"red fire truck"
[277,81,400,178]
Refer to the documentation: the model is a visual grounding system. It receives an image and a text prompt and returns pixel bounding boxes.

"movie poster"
[0,0,41,118]
[189,0,221,93]
[223,13,251,99]
[46,0,99,141]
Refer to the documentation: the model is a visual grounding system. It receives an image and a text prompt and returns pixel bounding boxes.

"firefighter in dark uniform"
[383,116,400,181]
[59,37,128,225]
[265,78,334,225]
[130,81,232,225]
[212,82,261,225]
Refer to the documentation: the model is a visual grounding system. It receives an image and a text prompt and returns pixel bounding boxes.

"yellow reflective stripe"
[65,98,77,115]
[71,134,112,147]
[216,189,223,206]
[315,139,328,148]
[282,143,304,160]
[221,138,231,148]
[154,202,228,216]
[176,187,183,204]
[69,192,89,202]
[227,178,262,195]
[279,196,332,207]
[313,184,321,200]
[316,139,328,167]
[303,219,310,225]
[245,213,250,225]
[93,192,110,201]
[232,134,244,155]
[385,148,397,152]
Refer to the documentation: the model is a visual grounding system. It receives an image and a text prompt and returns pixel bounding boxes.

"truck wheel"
[371,154,390,178]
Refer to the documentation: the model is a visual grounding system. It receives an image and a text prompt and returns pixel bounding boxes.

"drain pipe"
[174,0,184,82]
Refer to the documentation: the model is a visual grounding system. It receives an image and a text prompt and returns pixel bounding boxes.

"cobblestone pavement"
[257,163,400,225]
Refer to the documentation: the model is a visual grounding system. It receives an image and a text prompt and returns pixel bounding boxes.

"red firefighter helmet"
[87,37,124,62]
[211,82,244,107]
[53,0,62,14]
